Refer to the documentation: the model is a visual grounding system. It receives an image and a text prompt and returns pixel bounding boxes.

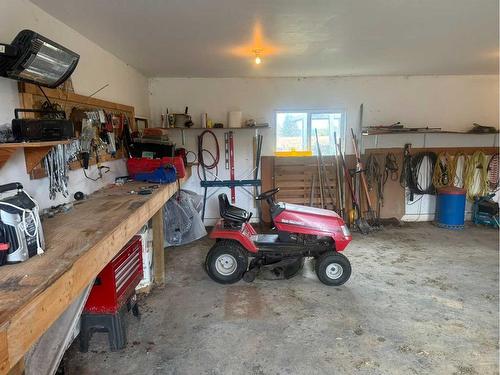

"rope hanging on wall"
[487,153,499,192]
[365,154,383,206]
[464,151,489,201]
[197,130,220,181]
[365,154,382,192]
[383,152,399,185]
[400,144,438,201]
[432,152,456,189]
[452,152,467,188]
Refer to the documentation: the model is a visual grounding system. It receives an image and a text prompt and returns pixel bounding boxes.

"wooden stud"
[152,208,165,285]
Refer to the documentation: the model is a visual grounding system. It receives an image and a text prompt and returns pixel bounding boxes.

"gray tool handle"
[0,182,23,193]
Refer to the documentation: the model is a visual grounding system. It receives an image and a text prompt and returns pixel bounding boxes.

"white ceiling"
[31,0,499,77]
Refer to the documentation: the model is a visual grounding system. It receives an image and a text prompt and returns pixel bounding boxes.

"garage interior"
[0,1,498,375]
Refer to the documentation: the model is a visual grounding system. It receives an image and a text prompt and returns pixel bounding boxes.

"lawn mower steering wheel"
[255,188,280,201]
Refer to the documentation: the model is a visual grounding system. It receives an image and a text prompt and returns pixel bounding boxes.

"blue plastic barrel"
[436,187,466,230]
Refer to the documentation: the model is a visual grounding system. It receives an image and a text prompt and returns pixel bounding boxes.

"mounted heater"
[0,30,79,88]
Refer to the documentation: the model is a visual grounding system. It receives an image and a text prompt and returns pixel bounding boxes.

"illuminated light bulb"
[255,56,262,64]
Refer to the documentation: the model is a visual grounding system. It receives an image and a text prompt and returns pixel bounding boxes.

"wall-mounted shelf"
[363,130,499,135]
[168,125,269,130]
[0,140,71,174]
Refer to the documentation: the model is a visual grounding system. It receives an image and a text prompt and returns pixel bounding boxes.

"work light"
[0,30,79,88]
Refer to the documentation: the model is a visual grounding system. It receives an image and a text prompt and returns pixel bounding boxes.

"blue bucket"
[436,187,466,230]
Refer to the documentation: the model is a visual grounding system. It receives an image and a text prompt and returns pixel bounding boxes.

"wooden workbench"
[0,172,190,374]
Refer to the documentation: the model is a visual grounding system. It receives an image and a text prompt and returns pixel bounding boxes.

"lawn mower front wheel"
[205,240,248,284]
[315,252,351,286]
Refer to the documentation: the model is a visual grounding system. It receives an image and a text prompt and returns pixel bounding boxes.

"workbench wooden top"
[0,174,189,373]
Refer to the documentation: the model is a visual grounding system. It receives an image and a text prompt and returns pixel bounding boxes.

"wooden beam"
[18,83,134,114]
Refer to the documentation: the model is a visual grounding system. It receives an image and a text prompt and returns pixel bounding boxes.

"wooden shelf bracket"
[23,147,53,175]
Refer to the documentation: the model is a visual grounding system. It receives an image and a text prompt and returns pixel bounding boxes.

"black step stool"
[79,299,140,352]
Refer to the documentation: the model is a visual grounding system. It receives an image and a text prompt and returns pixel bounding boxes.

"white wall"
[149,75,499,222]
[0,0,149,209]
[149,75,499,154]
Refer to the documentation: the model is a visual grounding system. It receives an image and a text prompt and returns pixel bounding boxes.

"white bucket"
[228,111,242,128]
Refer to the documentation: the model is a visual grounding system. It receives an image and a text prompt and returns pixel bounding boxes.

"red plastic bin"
[127,156,185,178]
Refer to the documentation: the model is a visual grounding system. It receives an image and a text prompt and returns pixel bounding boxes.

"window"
[275,111,345,155]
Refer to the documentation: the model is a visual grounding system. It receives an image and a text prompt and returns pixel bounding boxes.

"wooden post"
[152,208,165,285]
[7,357,24,375]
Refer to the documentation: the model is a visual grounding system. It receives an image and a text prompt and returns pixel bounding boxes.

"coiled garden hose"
[197,130,220,180]
[465,151,489,201]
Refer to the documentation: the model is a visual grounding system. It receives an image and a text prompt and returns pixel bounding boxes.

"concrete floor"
[64,223,499,375]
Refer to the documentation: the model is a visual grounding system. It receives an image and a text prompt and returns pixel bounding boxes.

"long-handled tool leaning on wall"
[315,129,336,210]
[351,128,381,229]
[335,132,370,234]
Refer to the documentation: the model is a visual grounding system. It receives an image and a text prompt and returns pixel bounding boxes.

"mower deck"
[252,234,279,244]
[251,233,331,256]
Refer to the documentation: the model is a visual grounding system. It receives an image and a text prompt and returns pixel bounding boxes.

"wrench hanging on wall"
[44,144,70,200]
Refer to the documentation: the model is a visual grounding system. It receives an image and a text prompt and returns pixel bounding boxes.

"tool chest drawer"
[84,235,143,314]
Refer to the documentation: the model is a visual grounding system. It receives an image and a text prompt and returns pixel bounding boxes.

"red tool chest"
[84,235,143,314]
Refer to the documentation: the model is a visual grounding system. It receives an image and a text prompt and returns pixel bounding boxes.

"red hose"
[197,130,220,180]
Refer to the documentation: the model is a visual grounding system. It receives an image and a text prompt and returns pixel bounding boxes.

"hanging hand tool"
[44,144,70,200]
[365,154,383,221]
[80,119,94,169]
[224,132,230,170]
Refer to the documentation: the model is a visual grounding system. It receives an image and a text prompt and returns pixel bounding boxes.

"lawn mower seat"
[218,193,252,224]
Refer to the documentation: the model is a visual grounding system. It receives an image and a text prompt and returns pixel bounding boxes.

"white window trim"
[274,109,347,155]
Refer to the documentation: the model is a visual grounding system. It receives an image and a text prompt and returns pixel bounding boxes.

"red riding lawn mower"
[205,188,353,286]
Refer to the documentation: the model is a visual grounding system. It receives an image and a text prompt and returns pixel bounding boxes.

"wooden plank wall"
[274,156,338,207]
[261,156,342,222]
[17,83,135,179]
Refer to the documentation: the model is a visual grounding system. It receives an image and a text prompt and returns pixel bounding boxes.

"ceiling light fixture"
[253,49,262,65]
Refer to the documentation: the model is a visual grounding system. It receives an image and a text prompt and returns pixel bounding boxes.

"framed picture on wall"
[135,117,149,131]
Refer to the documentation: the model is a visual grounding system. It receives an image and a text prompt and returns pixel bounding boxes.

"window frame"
[274,109,347,155]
